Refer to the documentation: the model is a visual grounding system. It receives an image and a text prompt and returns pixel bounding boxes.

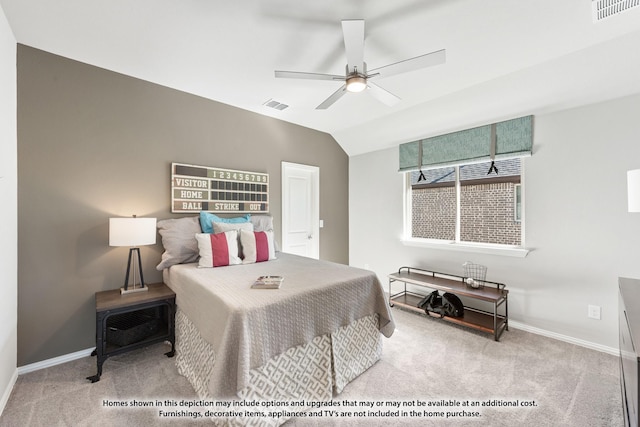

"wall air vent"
[592,0,640,21]
[262,99,289,111]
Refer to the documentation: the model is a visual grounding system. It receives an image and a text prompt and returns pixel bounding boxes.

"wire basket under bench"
[388,266,508,341]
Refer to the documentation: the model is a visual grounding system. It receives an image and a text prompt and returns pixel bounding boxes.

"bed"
[156,214,395,426]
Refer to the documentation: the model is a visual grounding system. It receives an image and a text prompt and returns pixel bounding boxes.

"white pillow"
[240,229,277,264]
[195,231,241,267]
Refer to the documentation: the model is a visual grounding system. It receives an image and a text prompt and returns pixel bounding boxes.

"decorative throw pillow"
[249,215,280,252]
[240,229,277,264]
[195,231,241,267]
[199,211,251,234]
[156,216,201,270]
[212,221,254,258]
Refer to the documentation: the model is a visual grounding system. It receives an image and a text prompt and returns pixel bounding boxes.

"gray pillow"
[211,221,254,234]
[250,215,274,232]
[156,216,201,270]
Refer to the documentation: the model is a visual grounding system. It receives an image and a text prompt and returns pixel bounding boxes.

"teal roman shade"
[398,115,533,171]
[398,140,421,171]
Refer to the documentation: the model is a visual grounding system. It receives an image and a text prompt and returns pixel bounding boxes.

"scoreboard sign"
[171,163,269,213]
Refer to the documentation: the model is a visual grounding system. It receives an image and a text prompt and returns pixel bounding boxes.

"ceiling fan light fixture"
[346,76,367,93]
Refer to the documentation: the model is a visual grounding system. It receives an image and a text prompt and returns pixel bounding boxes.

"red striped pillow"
[240,229,276,264]
[195,230,241,267]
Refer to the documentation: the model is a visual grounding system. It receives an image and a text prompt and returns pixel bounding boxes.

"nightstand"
[87,282,176,383]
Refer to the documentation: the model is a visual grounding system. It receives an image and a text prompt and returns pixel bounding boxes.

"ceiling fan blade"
[341,19,365,74]
[316,85,347,109]
[275,70,344,81]
[367,81,401,106]
[369,49,446,79]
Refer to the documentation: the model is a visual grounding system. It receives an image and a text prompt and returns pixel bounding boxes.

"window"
[407,158,523,247]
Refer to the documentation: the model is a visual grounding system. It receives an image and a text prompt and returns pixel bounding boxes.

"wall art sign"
[171,163,269,213]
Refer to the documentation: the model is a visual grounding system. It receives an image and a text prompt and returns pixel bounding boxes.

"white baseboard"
[1,349,92,417]
[17,347,94,375]
[0,368,18,416]
[509,320,618,356]
[11,322,619,378]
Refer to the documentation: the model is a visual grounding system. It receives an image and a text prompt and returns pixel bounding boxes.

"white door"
[281,162,319,259]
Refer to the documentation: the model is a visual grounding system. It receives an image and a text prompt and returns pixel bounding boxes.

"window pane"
[458,158,521,181]
[515,184,522,222]
[410,167,456,186]
[410,167,456,240]
[459,159,521,245]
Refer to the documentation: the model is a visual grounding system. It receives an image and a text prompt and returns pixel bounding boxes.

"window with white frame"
[407,158,523,246]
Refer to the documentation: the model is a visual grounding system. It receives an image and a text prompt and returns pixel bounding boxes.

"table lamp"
[628,169,640,213]
[109,215,157,294]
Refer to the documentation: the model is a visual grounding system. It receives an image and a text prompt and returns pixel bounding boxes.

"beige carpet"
[0,308,624,426]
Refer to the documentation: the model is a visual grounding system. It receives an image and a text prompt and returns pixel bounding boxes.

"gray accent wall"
[17,45,349,366]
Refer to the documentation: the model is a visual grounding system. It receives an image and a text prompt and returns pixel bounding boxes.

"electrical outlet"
[588,305,601,320]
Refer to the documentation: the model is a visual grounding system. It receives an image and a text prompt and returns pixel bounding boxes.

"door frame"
[281,161,320,259]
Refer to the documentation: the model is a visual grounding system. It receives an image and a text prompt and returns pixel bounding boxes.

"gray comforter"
[163,252,395,398]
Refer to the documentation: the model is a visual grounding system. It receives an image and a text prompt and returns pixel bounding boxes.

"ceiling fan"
[274,19,446,110]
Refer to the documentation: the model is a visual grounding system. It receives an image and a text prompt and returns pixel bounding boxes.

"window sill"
[401,238,530,258]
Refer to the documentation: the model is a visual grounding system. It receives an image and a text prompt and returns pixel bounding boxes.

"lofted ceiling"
[2,0,640,156]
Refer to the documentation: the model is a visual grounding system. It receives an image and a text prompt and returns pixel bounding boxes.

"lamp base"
[120,285,148,295]
[120,247,149,295]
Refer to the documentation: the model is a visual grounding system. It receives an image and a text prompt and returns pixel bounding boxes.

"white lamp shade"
[628,170,640,213]
[109,217,157,247]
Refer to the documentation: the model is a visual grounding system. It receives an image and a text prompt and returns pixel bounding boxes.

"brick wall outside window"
[460,182,520,245]
[412,186,456,240]
[412,182,520,245]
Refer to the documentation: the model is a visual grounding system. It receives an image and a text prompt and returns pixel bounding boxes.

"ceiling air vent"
[592,0,640,21]
[263,99,289,111]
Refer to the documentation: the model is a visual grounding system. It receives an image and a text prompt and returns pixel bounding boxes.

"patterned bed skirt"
[175,308,382,426]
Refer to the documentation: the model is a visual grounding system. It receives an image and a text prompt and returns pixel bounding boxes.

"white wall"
[350,94,640,350]
[0,4,17,412]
